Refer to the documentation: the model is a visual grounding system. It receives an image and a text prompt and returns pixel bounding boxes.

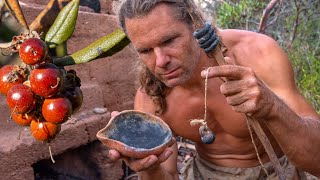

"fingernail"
[165,150,173,158]
[201,70,207,77]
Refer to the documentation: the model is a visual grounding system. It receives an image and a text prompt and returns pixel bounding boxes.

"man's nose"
[154,47,169,68]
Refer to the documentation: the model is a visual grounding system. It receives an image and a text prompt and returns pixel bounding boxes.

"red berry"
[30,119,60,141]
[19,38,48,65]
[42,97,72,124]
[65,87,83,113]
[7,84,35,114]
[0,65,24,95]
[11,112,35,126]
[29,63,63,98]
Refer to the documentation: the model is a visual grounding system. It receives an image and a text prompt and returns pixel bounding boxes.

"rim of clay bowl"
[96,110,173,158]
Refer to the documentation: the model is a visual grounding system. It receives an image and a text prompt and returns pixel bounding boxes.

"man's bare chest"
[162,90,250,143]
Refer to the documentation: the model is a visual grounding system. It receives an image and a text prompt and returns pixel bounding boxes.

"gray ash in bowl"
[107,113,171,149]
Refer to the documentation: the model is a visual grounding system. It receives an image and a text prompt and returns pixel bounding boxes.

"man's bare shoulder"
[134,88,157,114]
[221,29,283,65]
[222,30,292,75]
[222,29,297,92]
[222,29,276,44]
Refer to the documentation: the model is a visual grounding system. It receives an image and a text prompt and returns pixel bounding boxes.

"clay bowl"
[96,110,173,159]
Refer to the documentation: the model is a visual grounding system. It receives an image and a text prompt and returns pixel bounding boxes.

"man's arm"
[203,34,320,176]
[134,88,180,180]
[264,85,320,176]
[252,36,320,176]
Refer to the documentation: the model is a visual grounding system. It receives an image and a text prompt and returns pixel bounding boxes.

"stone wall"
[0,1,138,179]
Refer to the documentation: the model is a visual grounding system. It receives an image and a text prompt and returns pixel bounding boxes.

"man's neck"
[175,51,219,92]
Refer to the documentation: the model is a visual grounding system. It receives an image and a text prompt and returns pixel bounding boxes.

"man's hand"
[108,144,175,172]
[201,57,276,119]
[108,111,175,172]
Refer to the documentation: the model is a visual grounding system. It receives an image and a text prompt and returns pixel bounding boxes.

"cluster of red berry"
[0,37,83,142]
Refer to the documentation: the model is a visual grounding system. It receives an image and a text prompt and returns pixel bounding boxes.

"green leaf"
[53,29,130,66]
[45,0,80,48]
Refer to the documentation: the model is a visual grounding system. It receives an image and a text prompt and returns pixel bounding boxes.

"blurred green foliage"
[199,0,320,113]
[290,44,320,112]
[217,1,266,30]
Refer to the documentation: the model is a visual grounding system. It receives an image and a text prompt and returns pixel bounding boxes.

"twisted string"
[247,118,269,176]
[190,68,210,127]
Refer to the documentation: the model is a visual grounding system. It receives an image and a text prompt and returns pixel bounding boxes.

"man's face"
[125,4,201,87]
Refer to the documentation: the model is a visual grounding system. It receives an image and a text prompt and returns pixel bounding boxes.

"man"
[108,0,320,179]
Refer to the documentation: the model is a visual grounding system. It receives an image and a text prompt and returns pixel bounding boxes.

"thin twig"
[258,0,281,33]
[29,0,61,34]
[0,42,12,49]
[3,0,29,30]
[49,145,56,163]
[287,0,300,49]
[266,0,283,28]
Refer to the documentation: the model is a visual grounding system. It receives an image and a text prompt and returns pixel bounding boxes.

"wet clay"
[107,113,171,149]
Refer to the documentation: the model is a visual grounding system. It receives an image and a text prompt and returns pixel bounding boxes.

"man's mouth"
[161,68,179,79]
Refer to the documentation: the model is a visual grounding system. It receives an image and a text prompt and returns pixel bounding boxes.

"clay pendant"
[199,124,215,144]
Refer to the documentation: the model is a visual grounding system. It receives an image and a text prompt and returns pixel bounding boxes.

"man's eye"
[164,38,174,45]
[139,49,151,54]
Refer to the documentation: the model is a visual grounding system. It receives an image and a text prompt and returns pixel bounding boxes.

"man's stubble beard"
[162,58,199,88]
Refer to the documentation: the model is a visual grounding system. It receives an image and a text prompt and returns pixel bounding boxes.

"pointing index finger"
[201,65,253,80]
